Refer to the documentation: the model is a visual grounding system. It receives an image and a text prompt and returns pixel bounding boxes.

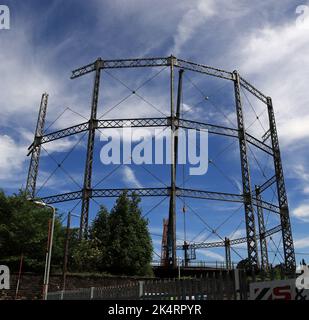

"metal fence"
[151,260,237,269]
[48,272,237,300]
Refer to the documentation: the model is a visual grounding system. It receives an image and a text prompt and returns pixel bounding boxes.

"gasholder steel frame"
[26,56,296,271]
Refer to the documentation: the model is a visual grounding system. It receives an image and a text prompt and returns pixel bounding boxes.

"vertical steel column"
[167,55,177,268]
[255,186,269,270]
[79,58,102,239]
[183,242,189,267]
[26,93,49,198]
[225,238,232,270]
[267,97,296,271]
[233,71,259,268]
[174,69,184,167]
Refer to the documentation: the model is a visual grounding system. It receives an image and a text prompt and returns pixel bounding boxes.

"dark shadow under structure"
[26,56,296,272]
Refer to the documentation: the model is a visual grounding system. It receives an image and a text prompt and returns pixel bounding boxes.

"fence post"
[139,281,145,299]
[234,269,240,300]
[90,287,94,300]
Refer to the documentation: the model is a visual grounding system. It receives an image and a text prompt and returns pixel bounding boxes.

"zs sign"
[250,279,309,300]
[0,265,10,290]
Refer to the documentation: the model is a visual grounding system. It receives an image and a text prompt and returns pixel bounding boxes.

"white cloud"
[198,249,225,261]
[42,137,83,154]
[0,135,27,181]
[293,203,309,222]
[122,166,142,188]
[294,236,309,249]
[237,18,309,146]
[293,164,309,182]
[229,228,246,240]
[173,0,216,55]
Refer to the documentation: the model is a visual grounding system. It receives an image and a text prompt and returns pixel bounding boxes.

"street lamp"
[32,200,56,300]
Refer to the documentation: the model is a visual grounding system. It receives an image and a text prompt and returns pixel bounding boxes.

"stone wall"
[0,273,147,300]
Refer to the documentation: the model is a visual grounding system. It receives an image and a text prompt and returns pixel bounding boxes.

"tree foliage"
[0,190,153,276]
[0,190,64,272]
[72,192,153,276]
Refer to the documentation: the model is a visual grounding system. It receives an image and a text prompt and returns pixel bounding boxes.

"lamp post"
[32,200,56,300]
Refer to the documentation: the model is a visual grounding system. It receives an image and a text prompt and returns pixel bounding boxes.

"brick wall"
[0,273,148,300]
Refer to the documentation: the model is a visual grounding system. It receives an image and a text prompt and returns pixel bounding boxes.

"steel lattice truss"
[176,225,282,250]
[30,117,273,156]
[26,55,296,272]
[38,187,280,214]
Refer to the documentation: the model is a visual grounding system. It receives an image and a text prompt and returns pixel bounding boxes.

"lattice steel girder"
[255,186,269,270]
[33,117,273,158]
[177,225,281,250]
[71,56,269,105]
[26,93,49,198]
[267,97,296,271]
[98,117,169,129]
[41,122,89,144]
[178,188,280,214]
[33,117,239,146]
[38,186,280,213]
[80,59,102,239]
[254,175,277,194]
[92,188,170,198]
[245,133,273,156]
[70,56,234,80]
[40,190,83,203]
[71,57,169,79]
[234,71,259,267]
[178,188,244,202]
[239,76,268,104]
[231,225,281,246]
[176,58,233,81]
[178,119,239,138]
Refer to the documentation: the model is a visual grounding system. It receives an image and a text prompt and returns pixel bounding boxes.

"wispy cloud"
[0,135,27,182]
[293,203,309,222]
[172,0,216,55]
[237,16,309,146]
[122,166,142,188]
[198,249,225,262]
[294,236,309,249]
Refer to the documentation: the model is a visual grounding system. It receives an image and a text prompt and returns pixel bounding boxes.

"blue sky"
[1,0,309,265]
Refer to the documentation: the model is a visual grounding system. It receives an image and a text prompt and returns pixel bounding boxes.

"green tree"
[236,258,250,270]
[71,239,103,272]
[89,206,110,271]
[0,190,65,272]
[106,192,153,276]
